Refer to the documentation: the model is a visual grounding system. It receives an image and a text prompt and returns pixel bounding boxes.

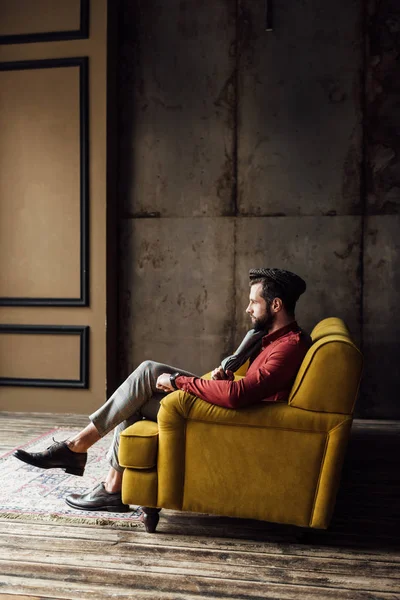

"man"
[13,268,311,512]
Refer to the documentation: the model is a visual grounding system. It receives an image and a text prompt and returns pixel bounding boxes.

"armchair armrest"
[159,389,351,434]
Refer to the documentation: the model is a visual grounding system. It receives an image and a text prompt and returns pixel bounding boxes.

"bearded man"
[13,268,312,512]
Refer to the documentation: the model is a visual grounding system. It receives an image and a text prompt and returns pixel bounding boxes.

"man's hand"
[156,373,175,393]
[211,366,234,381]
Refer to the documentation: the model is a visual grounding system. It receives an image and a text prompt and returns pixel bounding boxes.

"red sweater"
[175,322,312,409]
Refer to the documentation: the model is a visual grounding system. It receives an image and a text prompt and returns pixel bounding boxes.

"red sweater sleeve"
[175,341,305,409]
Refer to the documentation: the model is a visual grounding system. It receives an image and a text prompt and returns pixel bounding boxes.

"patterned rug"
[0,428,141,528]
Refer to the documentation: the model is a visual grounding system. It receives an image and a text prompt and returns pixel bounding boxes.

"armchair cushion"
[119,420,159,469]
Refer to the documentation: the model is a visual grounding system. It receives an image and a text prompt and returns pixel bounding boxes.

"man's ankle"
[66,440,86,454]
[104,481,122,494]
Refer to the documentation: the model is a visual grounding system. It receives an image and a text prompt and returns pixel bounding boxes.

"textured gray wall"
[117,0,399,419]
[362,0,400,418]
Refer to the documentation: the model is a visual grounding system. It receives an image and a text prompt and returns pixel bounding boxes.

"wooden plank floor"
[0,412,399,600]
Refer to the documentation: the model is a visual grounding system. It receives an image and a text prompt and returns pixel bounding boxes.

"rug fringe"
[0,511,141,528]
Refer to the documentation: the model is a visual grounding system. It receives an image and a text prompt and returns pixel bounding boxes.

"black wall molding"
[0,56,89,307]
[0,324,89,388]
[0,0,89,45]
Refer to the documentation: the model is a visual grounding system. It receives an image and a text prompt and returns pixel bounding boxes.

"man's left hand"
[156,373,174,392]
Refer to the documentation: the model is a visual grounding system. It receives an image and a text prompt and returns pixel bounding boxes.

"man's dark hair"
[250,277,297,316]
[249,268,307,317]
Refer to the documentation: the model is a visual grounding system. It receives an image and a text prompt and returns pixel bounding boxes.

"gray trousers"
[89,361,198,473]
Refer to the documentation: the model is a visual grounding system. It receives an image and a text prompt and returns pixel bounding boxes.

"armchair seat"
[119,318,363,532]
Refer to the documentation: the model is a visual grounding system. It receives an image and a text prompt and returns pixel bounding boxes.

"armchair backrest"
[288,318,363,415]
[310,317,352,342]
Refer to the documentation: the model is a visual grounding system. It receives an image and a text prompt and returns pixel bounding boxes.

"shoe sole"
[65,497,130,513]
[13,452,85,477]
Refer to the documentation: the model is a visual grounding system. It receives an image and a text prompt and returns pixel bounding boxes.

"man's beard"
[252,305,276,332]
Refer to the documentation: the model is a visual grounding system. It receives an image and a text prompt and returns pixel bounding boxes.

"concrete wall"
[117,0,400,419]
[363,0,400,418]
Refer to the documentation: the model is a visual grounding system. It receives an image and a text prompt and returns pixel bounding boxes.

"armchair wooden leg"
[142,507,161,533]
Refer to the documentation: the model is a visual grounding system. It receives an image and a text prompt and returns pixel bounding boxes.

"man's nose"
[246,304,252,314]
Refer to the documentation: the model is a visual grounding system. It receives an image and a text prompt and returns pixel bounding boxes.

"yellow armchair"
[119,318,363,533]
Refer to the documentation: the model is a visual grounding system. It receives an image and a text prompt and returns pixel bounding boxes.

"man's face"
[246,282,276,332]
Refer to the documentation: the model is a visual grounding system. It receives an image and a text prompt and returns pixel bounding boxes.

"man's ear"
[271,297,283,313]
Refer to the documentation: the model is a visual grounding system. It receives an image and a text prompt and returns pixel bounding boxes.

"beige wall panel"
[0,0,111,414]
[0,333,80,380]
[0,0,81,36]
[0,66,81,299]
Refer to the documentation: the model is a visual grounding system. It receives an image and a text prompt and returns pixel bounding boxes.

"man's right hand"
[211,366,234,380]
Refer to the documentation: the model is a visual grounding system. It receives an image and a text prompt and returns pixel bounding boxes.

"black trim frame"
[0,57,89,307]
[0,325,89,388]
[0,0,89,45]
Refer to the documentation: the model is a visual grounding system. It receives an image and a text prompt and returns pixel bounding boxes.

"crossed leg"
[67,360,198,503]
[14,360,198,511]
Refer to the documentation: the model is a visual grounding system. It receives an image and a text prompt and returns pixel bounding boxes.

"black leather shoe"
[13,439,87,476]
[65,482,130,512]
